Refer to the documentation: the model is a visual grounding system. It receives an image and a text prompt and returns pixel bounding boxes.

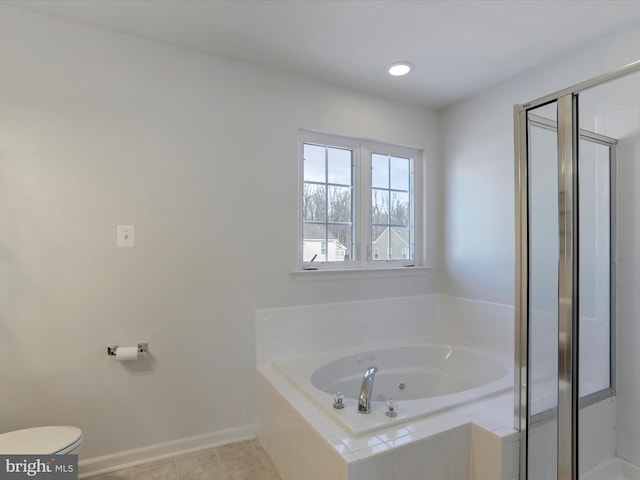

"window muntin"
[300,132,421,269]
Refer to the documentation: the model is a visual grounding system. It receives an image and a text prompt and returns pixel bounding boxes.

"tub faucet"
[358,366,378,414]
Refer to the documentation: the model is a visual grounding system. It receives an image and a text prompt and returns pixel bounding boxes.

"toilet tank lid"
[0,426,82,454]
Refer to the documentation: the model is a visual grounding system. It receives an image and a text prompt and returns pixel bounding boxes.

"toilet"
[0,426,83,455]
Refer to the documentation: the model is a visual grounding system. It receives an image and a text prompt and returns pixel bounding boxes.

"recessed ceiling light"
[388,62,413,76]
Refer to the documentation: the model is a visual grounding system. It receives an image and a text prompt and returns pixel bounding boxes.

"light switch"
[117,225,135,248]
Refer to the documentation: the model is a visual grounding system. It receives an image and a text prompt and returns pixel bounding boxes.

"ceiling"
[4,0,640,109]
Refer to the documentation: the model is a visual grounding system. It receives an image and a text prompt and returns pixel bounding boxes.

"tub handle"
[385,399,398,417]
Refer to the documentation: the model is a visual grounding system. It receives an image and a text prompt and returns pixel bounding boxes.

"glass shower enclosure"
[515,61,640,479]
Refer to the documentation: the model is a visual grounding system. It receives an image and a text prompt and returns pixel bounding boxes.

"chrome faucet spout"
[358,366,378,414]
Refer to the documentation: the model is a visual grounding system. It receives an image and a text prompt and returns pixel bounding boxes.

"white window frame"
[298,130,424,271]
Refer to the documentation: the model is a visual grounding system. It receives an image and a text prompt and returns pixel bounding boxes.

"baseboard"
[78,424,256,478]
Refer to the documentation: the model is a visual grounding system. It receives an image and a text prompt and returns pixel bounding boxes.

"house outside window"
[300,131,421,270]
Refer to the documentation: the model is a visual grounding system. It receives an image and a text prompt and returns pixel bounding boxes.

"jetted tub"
[273,342,513,436]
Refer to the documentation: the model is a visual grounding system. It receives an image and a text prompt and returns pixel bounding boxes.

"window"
[299,131,422,270]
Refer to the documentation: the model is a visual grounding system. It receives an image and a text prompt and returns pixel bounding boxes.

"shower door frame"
[515,59,640,480]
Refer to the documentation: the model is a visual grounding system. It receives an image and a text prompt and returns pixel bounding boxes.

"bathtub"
[273,342,513,436]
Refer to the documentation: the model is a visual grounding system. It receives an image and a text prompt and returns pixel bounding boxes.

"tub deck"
[257,344,519,480]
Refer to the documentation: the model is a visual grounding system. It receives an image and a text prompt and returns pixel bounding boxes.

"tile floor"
[87,439,282,480]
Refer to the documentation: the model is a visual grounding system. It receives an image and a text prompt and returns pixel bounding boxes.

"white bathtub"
[273,342,513,436]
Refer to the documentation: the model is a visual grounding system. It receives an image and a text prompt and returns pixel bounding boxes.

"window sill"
[292,265,434,281]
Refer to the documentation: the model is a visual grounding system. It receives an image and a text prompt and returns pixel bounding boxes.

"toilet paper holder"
[107,343,148,356]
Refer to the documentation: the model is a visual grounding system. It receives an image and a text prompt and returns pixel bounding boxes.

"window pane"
[301,141,356,264]
[303,143,325,183]
[328,186,352,223]
[329,224,353,261]
[303,223,327,262]
[390,192,410,225]
[390,156,410,191]
[372,153,389,188]
[327,147,352,185]
[303,184,326,222]
[372,188,389,225]
[372,225,389,261]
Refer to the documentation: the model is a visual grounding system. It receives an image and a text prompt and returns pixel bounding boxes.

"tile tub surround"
[257,364,519,480]
[256,294,515,366]
[437,296,515,357]
[255,295,440,365]
[86,439,281,480]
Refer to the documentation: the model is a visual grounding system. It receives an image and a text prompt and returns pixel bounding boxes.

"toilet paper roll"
[116,346,139,361]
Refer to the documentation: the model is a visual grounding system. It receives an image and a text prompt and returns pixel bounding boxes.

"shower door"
[517,105,616,479]
[519,100,561,479]
[516,96,580,480]
[515,65,630,479]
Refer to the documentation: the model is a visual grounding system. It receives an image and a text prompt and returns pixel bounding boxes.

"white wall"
[0,6,440,462]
